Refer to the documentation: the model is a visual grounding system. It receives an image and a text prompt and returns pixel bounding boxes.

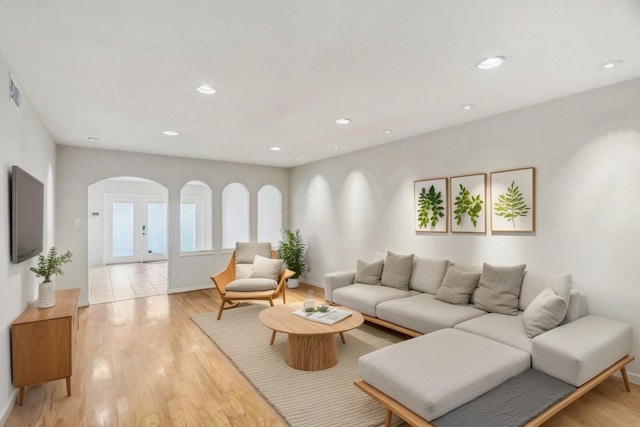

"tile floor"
[89,261,168,304]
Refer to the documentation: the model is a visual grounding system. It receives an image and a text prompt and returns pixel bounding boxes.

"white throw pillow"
[250,255,283,282]
[522,286,568,338]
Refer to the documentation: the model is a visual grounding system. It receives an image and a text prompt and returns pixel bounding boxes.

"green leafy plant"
[493,180,531,228]
[29,247,73,283]
[278,230,307,279]
[453,184,483,227]
[417,185,445,229]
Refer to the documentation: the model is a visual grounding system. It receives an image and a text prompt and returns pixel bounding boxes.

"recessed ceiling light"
[335,118,351,125]
[87,137,100,142]
[601,60,623,69]
[270,146,282,151]
[333,144,340,149]
[163,130,179,136]
[295,157,301,161]
[383,129,392,134]
[463,104,475,110]
[196,84,216,94]
[476,56,505,70]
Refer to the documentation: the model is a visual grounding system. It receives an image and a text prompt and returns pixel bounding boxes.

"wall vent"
[9,75,22,111]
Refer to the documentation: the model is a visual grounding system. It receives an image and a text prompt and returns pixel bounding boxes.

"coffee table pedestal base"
[285,334,337,371]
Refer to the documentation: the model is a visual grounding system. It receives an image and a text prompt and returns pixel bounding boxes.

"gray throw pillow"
[380,252,414,290]
[249,255,283,282]
[522,286,568,338]
[354,259,384,286]
[226,278,278,292]
[434,266,481,305]
[474,263,526,315]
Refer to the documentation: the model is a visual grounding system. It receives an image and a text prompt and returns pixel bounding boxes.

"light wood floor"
[6,285,640,426]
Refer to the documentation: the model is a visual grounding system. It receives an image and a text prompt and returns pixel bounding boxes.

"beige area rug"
[191,304,404,427]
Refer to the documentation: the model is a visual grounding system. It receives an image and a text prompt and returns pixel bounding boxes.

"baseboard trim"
[0,389,18,427]
[167,284,214,294]
[626,369,640,385]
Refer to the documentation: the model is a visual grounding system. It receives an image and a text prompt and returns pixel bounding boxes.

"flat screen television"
[10,165,44,263]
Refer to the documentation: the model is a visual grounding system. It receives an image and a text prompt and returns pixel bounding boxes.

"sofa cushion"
[332,283,413,317]
[455,312,533,354]
[519,271,571,311]
[354,259,383,286]
[376,293,486,335]
[358,329,531,421]
[408,257,450,293]
[236,242,272,263]
[522,287,568,338]
[249,255,283,281]
[380,251,414,290]
[226,278,278,292]
[474,263,526,315]
[532,315,633,386]
[434,266,480,305]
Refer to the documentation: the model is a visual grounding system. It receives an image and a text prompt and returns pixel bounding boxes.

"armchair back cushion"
[236,242,272,263]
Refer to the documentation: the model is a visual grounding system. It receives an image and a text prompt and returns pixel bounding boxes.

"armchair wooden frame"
[211,250,295,320]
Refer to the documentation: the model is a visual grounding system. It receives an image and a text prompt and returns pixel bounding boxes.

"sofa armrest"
[324,270,356,303]
[532,315,632,386]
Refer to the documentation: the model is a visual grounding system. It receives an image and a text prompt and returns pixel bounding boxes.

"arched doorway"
[88,177,169,304]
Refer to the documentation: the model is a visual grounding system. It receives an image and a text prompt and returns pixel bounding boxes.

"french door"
[104,195,167,264]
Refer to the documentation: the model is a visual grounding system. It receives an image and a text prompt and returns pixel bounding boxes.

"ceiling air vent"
[9,75,22,111]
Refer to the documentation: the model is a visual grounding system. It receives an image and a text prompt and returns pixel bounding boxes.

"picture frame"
[414,178,448,233]
[450,173,487,233]
[490,167,535,232]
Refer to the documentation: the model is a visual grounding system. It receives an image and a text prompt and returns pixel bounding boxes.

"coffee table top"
[259,304,364,336]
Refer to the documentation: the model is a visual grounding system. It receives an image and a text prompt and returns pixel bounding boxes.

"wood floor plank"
[5,284,640,426]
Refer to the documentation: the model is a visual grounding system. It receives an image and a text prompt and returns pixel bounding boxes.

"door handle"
[142,224,147,235]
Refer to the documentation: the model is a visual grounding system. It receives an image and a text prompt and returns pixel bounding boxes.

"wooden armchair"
[211,247,294,320]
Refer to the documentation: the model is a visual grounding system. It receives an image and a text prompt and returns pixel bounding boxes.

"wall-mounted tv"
[10,165,44,263]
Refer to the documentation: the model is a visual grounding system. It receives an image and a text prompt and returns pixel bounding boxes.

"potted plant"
[278,230,307,288]
[29,247,73,308]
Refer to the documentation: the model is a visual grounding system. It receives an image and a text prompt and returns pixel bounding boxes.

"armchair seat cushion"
[226,278,278,292]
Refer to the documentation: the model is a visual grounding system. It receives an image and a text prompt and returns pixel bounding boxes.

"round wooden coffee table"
[259,304,364,371]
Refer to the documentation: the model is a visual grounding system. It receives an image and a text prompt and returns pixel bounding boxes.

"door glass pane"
[147,202,167,255]
[112,202,135,257]
[180,203,197,252]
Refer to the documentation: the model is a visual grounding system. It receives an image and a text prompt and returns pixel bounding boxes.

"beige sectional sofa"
[324,253,634,425]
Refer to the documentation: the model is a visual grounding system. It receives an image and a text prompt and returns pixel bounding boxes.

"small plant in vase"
[29,247,73,308]
[278,230,307,289]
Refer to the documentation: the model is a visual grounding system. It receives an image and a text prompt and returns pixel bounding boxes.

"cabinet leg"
[66,376,71,397]
[18,387,24,406]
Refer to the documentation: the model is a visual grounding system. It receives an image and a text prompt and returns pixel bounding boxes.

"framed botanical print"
[490,167,535,232]
[415,178,448,233]
[450,173,486,233]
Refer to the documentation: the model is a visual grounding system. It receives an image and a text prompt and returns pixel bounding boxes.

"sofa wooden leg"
[621,367,631,392]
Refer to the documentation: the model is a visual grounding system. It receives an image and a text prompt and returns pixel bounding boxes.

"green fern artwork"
[453,184,483,227]
[493,180,530,228]
[417,185,445,229]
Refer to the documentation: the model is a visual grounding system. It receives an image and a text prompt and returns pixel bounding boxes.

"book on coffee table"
[292,307,352,325]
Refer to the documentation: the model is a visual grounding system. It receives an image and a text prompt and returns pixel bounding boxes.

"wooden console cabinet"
[11,288,80,405]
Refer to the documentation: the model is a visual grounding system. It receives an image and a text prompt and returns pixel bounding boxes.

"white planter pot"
[287,278,300,289]
[38,281,56,308]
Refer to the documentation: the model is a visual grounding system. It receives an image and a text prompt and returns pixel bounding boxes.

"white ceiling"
[1,1,640,167]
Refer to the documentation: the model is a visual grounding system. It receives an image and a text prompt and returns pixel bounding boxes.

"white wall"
[290,78,640,382]
[0,53,57,422]
[56,146,289,304]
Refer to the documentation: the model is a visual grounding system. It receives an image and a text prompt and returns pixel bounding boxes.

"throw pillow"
[250,255,283,281]
[226,278,278,292]
[522,286,568,338]
[434,266,481,305]
[354,259,384,286]
[474,263,526,315]
[380,251,414,290]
